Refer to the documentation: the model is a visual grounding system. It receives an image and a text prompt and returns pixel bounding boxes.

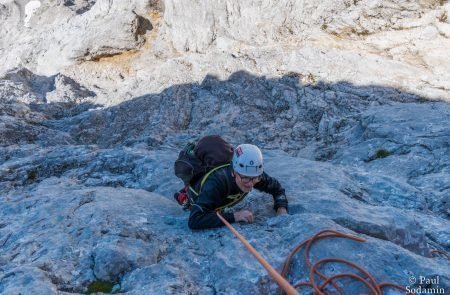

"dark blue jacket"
[188,165,288,229]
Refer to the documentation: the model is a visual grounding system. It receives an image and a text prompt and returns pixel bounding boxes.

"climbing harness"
[189,164,230,197]
[216,211,299,295]
[187,164,246,211]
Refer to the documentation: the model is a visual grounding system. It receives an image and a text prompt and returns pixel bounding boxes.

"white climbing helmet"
[232,144,264,177]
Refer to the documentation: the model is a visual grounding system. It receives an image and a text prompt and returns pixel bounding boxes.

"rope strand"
[216,212,408,294]
[216,211,299,295]
[280,229,407,294]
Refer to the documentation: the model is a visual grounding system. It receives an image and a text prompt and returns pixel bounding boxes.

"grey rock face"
[0,0,153,75]
[1,0,449,103]
[0,102,74,146]
[1,69,449,293]
[0,68,54,103]
[0,0,449,294]
[45,74,96,104]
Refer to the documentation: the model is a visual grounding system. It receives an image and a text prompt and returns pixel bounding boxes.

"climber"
[175,143,288,230]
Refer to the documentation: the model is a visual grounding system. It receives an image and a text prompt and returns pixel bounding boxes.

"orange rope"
[281,232,355,277]
[310,258,380,294]
[319,273,378,294]
[305,230,365,294]
[293,281,313,288]
[280,229,407,294]
[281,230,365,294]
[430,249,450,260]
[215,215,409,295]
[216,211,299,295]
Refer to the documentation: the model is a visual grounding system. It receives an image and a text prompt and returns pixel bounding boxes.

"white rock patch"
[24,0,41,27]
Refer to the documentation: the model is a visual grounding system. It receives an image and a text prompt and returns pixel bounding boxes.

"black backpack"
[174,135,234,186]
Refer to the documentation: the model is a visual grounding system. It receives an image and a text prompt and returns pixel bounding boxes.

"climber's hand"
[234,210,254,223]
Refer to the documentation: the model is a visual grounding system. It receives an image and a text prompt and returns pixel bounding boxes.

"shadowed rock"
[0,69,449,293]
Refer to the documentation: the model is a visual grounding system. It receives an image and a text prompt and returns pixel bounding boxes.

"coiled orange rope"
[216,212,299,295]
[217,212,410,294]
[280,229,407,294]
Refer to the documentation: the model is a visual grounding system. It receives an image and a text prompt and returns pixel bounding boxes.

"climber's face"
[233,171,261,192]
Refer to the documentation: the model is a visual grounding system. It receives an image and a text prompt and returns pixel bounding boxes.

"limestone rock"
[0,0,153,75]
[0,0,449,294]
